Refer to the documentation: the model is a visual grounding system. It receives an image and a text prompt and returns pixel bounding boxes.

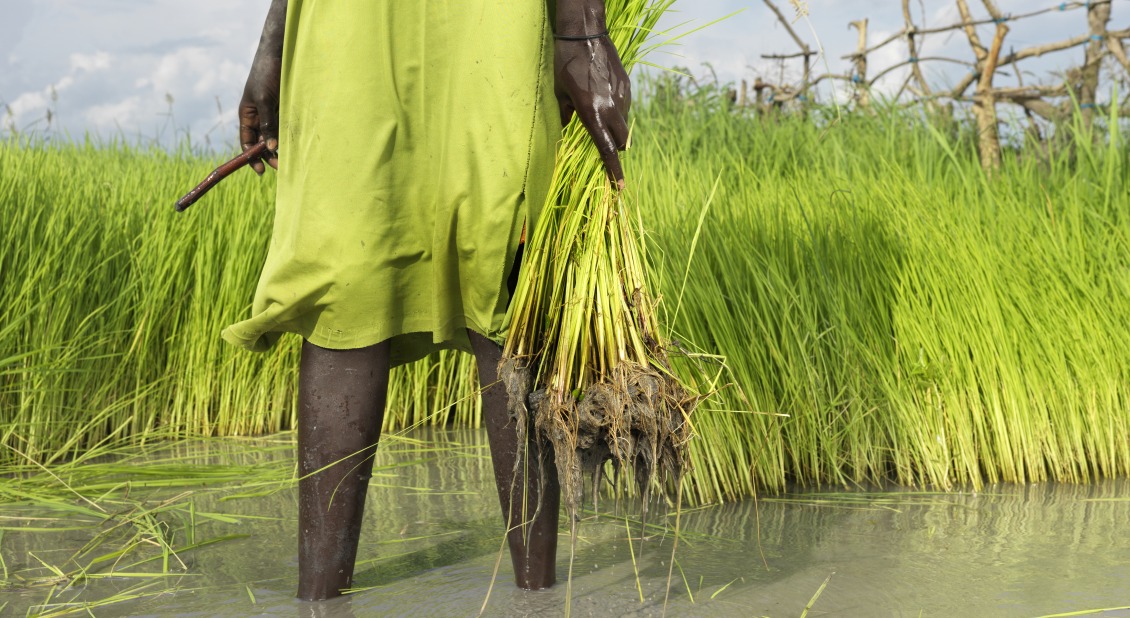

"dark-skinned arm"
[239,0,287,175]
[553,0,632,189]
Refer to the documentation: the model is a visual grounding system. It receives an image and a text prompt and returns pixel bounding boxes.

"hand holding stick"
[174,142,269,212]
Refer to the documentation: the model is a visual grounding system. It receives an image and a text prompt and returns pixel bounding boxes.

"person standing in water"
[226,0,631,600]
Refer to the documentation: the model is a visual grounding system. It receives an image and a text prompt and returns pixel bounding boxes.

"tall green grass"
[2,94,1128,501]
[0,140,478,468]
[635,88,1130,499]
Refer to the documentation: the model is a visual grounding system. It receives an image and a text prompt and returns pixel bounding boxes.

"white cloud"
[869,29,911,96]
[5,56,102,129]
[7,89,48,118]
[55,75,74,92]
[929,5,961,26]
[149,47,212,97]
[69,51,111,73]
[84,96,143,130]
[1,0,1099,147]
[5,79,70,129]
[141,46,246,103]
[191,58,244,98]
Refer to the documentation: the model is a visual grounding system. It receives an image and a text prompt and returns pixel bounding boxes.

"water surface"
[3,429,1128,617]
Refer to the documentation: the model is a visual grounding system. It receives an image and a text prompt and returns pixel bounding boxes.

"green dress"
[222,0,560,366]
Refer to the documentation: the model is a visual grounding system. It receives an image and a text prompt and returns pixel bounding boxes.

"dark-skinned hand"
[554,34,632,189]
[239,0,632,186]
[239,0,286,174]
[238,55,281,174]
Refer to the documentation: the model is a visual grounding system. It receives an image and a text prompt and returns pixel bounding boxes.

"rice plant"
[633,85,1130,499]
[2,78,1129,504]
[0,139,478,468]
[501,0,695,522]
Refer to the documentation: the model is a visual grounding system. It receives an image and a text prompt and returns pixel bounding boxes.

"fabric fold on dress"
[222,0,560,367]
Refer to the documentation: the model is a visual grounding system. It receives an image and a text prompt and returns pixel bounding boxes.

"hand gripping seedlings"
[499,2,699,555]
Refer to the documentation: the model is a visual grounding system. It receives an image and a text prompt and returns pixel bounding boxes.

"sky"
[0,0,1112,150]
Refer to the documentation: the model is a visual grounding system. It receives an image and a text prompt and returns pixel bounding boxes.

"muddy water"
[4,429,1129,617]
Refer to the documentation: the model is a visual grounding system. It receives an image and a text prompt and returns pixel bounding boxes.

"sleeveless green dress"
[222,0,560,366]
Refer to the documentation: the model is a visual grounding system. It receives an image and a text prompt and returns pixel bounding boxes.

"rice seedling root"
[501,358,692,520]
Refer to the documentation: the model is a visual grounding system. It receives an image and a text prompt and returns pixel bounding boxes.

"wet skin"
[240,0,629,601]
[297,330,561,600]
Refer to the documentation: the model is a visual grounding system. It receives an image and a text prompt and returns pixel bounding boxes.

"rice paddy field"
[4,91,1129,498]
[3,85,1130,615]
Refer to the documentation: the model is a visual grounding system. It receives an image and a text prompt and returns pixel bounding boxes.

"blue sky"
[1,1,1108,149]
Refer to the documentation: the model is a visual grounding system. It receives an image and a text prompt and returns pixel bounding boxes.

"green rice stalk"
[0,137,479,466]
[4,61,1130,506]
[500,0,697,519]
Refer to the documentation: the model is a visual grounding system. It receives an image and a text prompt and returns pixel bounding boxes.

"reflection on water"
[3,429,1128,617]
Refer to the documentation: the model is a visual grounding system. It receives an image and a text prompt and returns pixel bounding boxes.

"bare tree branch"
[901,0,934,96]
[762,0,812,55]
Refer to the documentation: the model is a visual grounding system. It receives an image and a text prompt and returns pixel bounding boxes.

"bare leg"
[296,340,391,600]
[469,331,561,590]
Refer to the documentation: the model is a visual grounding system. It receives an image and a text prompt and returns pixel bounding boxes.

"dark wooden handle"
[175,142,270,212]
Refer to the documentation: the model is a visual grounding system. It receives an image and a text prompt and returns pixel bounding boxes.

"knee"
[467,330,502,373]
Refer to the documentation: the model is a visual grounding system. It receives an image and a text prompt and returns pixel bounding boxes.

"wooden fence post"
[1082,1,1113,127]
[850,19,870,108]
[753,0,1130,159]
[901,0,934,100]
[978,23,1009,173]
[753,78,770,114]
[763,0,815,108]
[956,0,1007,173]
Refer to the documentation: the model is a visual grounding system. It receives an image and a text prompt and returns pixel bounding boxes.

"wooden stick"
[843,1,1114,60]
[980,24,1009,93]
[976,21,1010,173]
[761,0,812,56]
[1105,36,1130,78]
[757,0,1130,128]
[174,142,269,212]
[901,0,933,97]
[980,0,1005,23]
[762,0,815,104]
[850,19,870,107]
[870,56,977,85]
[993,83,1069,98]
[761,51,817,60]
[956,0,988,62]
[1080,0,1113,126]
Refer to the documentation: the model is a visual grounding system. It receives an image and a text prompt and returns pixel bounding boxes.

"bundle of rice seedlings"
[500,0,697,521]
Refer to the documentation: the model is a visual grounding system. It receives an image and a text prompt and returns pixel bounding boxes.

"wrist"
[554,30,608,41]
[555,0,607,38]
[256,0,288,59]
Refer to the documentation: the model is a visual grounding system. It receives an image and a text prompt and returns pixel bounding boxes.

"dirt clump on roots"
[500,358,693,521]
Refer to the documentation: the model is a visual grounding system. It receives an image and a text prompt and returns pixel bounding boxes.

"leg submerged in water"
[296,340,391,601]
[470,331,561,590]
[294,332,557,598]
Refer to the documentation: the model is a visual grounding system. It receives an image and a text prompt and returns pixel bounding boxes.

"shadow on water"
[350,516,503,590]
[2,429,1129,617]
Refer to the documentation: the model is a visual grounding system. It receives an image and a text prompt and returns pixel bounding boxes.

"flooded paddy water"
[2,429,1128,617]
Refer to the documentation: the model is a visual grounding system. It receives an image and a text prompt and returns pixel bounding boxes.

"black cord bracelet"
[554,30,609,41]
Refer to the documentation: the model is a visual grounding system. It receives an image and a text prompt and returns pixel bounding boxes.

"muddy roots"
[499,357,694,521]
